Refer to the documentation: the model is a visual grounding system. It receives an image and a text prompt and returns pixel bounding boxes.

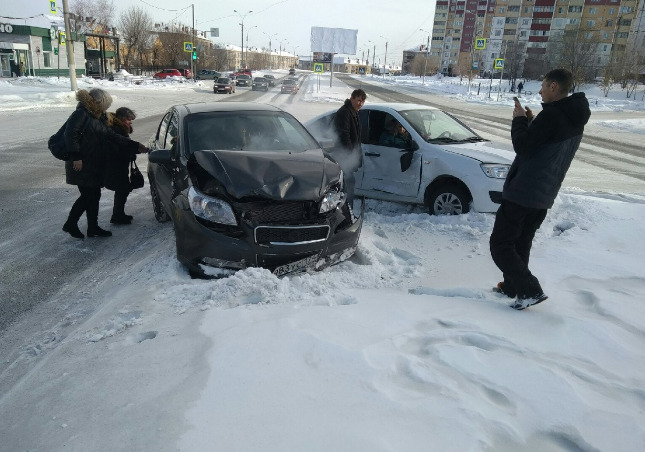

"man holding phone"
[490,68,591,310]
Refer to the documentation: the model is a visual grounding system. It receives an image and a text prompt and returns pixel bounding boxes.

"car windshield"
[185,111,320,154]
[254,78,265,81]
[283,79,295,85]
[398,109,481,143]
[217,77,230,83]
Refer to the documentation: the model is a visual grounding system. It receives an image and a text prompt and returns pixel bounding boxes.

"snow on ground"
[1,73,645,451]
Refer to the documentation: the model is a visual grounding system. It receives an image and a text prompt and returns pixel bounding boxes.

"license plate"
[272,254,320,277]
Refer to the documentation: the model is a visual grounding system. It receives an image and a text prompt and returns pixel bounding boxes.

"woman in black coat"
[104,107,138,224]
[62,88,146,239]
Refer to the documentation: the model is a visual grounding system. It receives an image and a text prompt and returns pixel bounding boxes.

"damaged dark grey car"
[147,103,363,277]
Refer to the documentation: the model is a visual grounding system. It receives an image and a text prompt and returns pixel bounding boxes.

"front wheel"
[149,177,170,222]
[426,182,471,215]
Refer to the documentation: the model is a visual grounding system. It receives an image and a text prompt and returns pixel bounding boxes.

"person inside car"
[379,119,413,148]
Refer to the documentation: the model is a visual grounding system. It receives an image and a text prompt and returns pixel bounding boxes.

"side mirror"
[318,138,335,150]
[149,149,173,164]
[399,141,418,172]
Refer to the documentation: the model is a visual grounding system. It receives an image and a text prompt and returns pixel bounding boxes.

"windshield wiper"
[430,137,460,143]
[460,137,487,143]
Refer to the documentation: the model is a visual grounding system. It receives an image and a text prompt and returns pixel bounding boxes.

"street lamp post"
[263,31,277,69]
[234,9,252,70]
[278,39,288,69]
[420,28,431,84]
[379,35,388,78]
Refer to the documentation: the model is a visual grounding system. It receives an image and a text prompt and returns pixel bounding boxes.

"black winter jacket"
[64,90,139,187]
[103,113,137,193]
[332,99,363,173]
[506,92,591,209]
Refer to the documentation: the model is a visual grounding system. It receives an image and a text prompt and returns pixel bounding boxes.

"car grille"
[255,225,330,246]
[234,200,320,223]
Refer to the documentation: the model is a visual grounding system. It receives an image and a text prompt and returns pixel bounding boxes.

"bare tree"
[504,40,526,87]
[157,32,192,68]
[546,27,601,92]
[409,55,429,76]
[118,6,154,70]
[70,0,115,35]
[600,65,614,97]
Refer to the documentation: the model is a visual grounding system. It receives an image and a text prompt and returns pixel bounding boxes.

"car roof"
[174,102,284,115]
[361,103,440,112]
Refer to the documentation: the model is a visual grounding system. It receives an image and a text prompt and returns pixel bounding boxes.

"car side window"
[359,110,369,144]
[164,114,179,156]
[156,113,170,148]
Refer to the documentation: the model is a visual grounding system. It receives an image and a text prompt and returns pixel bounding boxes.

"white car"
[305,103,514,214]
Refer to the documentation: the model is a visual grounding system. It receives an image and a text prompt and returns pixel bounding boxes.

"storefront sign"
[0,24,15,33]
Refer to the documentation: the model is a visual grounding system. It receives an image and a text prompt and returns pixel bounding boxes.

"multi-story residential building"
[427,0,644,79]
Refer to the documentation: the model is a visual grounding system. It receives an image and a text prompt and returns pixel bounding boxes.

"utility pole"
[420,28,431,84]
[62,0,77,91]
[234,10,252,70]
[191,4,195,78]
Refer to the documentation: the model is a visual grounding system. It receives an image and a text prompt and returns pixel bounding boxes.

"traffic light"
[192,50,197,60]
[54,47,58,55]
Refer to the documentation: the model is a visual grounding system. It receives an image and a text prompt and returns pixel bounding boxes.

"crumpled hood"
[442,140,515,164]
[191,149,342,200]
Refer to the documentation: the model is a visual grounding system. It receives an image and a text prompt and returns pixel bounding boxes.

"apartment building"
[428,0,644,79]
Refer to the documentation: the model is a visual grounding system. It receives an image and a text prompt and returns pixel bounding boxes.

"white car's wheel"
[426,183,471,215]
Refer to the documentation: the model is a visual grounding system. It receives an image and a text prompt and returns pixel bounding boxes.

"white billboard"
[310,27,357,54]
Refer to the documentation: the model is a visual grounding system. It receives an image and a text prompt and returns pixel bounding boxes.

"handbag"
[130,160,145,190]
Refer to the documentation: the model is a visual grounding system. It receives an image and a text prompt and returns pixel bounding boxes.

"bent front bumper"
[172,197,363,276]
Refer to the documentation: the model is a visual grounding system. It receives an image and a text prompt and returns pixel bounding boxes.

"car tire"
[149,177,170,222]
[425,182,472,215]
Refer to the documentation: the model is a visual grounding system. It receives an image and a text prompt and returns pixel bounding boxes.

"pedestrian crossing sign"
[475,38,486,50]
[184,42,194,52]
[50,1,57,14]
[494,58,504,70]
[314,63,324,73]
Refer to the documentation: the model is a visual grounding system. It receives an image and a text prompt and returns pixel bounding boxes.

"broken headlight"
[188,186,237,225]
[319,188,346,214]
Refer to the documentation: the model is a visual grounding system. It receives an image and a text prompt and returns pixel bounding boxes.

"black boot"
[110,213,133,225]
[87,225,112,237]
[63,221,85,239]
[111,191,133,224]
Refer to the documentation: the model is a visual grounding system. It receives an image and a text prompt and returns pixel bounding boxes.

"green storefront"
[0,22,86,78]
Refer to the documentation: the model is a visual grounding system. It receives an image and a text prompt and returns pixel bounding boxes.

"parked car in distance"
[147,102,363,278]
[305,103,514,215]
[234,69,252,78]
[289,68,296,75]
[235,74,252,86]
[252,77,269,91]
[196,69,221,80]
[153,69,184,79]
[262,74,276,86]
[214,77,236,94]
[178,68,193,79]
[281,78,298,94]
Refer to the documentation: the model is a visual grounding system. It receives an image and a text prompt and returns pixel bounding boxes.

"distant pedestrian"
[332,88,367,207]
[490,68,591,310]
[19,61,25,77]
[517,81,524,96]
[62,88,148,239]
[104,107,139,225]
